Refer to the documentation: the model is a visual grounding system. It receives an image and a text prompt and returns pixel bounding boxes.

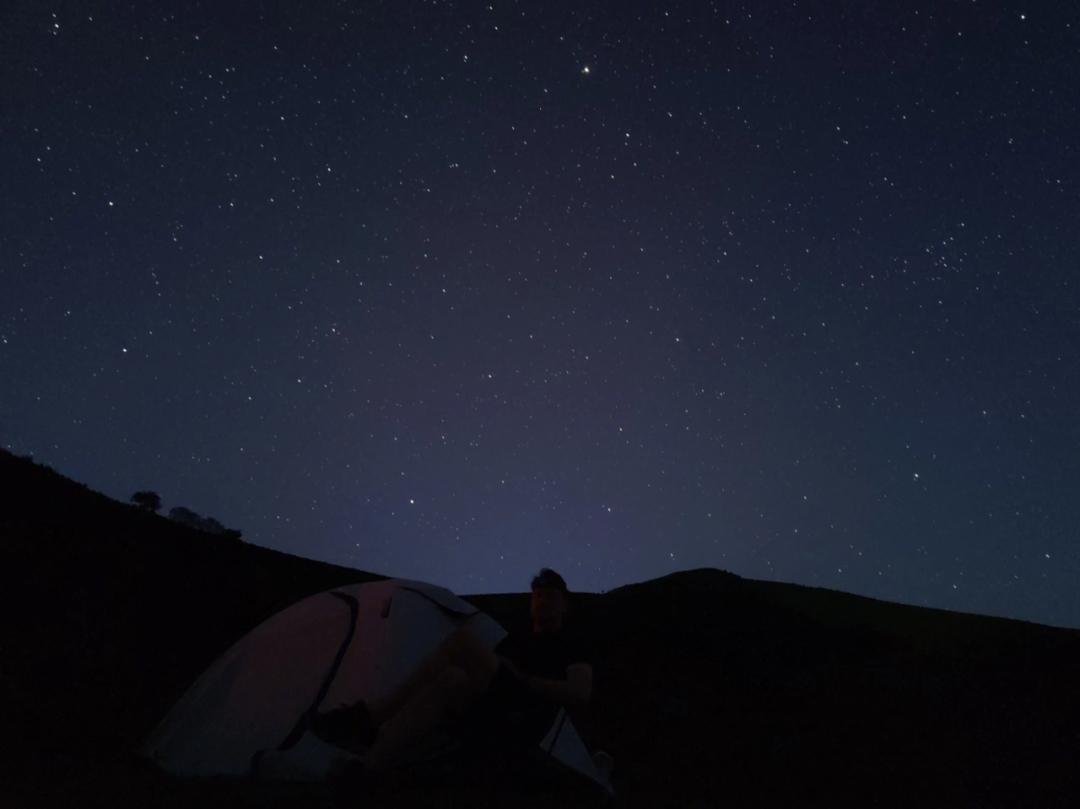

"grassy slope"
[3,448,1078,808]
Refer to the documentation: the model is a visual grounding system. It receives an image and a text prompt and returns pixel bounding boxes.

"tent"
[139,577,614,796]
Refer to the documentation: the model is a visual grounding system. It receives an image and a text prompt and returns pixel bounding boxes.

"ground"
[4,451,1079,808]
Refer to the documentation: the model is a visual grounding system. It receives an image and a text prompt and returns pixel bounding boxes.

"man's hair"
[531,567,569,594]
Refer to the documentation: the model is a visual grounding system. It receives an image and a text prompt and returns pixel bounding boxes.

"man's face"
[530,585,567,627]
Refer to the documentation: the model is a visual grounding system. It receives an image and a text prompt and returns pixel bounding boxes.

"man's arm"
[526,663,593,710]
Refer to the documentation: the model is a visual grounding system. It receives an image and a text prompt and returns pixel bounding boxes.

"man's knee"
[439,663,472,690]
[437,665,475,712]
[448,624,480,650]
[446,627,499,690]
[446,626,486,662]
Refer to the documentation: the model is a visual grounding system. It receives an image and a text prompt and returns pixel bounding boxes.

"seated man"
[309,568,592,790]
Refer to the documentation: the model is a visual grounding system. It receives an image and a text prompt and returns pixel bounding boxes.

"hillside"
[2,448,1078,807]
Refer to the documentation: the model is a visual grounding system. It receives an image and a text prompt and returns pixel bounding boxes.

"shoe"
[327,758,382,805]
[308,701,379,751]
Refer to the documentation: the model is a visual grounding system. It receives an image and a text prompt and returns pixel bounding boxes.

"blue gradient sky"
[2,0,1077,626]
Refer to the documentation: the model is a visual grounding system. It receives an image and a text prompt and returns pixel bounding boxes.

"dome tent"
[139,577,614,795]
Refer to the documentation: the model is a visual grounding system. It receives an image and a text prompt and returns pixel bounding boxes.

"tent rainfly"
[139,577,614,795]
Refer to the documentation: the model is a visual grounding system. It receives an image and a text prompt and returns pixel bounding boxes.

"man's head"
[530,567,570,632]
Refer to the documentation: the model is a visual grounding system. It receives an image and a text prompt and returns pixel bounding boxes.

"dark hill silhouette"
[2,447,1077,807]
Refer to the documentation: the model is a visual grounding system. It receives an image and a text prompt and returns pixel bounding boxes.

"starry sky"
[2,1,1078,627]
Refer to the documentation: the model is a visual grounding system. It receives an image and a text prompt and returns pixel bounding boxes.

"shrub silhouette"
[168,506,204,528]
[169,506,241,539]
[130,491,162,512]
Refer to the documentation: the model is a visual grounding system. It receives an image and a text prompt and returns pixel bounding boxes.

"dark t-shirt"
[447,627,590,757]
[492,627,589,681]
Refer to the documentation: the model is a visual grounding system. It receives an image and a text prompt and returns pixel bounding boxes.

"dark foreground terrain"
[3,448,1078,807]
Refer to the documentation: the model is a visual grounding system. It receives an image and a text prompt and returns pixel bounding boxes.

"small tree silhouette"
[131,491,162,512]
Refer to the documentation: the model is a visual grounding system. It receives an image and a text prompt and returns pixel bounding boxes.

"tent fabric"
[139,578,614,795]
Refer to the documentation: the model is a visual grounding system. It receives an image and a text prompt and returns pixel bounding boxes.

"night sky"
[3,1,1078,627]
